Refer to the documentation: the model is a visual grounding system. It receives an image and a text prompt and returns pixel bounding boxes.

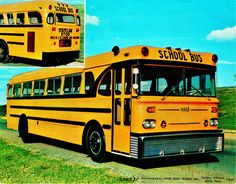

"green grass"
[0,138,131,183]
[217,87,236,130]
[0,105,6,116]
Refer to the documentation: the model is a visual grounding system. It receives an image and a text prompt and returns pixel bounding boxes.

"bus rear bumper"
[130,130,224,159]
[43,51,80,61]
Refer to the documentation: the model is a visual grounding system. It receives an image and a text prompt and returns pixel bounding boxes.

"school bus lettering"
[59,28,72,37]
[189,52,203,62]
[158,49,187,61]
[54,5,67,13]
[68,8,74,14]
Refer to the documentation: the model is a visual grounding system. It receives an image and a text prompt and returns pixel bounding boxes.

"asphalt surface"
[0,118,235,183]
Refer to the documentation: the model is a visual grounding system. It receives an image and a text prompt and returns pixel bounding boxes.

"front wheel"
[86,125,106,162]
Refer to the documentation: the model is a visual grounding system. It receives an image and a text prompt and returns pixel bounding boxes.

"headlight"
[210,118,218,126]
[142,119,156,129]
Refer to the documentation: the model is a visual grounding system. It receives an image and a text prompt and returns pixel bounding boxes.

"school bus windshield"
[139,66,216,97]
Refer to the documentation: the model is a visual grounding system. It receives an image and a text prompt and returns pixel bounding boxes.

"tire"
[86,125,106,162]
[18,115,30,143]
[0,41,9,63]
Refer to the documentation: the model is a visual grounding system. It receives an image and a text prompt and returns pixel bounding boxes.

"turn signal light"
[146,106,156,113]
[52,27,56,31]
[49,5,52,10]
[211,107,218,113]
[161,121,167,128]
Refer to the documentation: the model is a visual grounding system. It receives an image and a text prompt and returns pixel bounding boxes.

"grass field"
[0,138,130,183]
[217,87,236,130]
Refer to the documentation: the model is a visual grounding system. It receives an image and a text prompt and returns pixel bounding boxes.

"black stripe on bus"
[0,33,24,36]
[102,124,111,129]
[10,105,112,113]
[0,24,43,28]
[7,41,24,45]
[10,114,85,127]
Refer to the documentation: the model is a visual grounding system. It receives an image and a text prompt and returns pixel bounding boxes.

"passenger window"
[28,12,42,24]
[17,13,25,24]
[23,82,32,96]
[47,13,54,24]
[7,13,14,25]
[98,71,111,96]
[8,85,13,97]
[47,78,61,95]
[13,84,21,97]
[85,72,94,93]
[0,14,4,25]
[64,74,81,94]
[34,80,45,96]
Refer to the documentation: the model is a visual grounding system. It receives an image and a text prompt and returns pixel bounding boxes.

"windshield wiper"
[189,85,207,97]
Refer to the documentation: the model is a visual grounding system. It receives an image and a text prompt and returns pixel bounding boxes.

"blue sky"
[86,0,236,87]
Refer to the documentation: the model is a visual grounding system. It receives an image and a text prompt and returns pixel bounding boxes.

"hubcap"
[89,131,102,155]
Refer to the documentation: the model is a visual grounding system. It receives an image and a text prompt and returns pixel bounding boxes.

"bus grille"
[143,135,223,158]
[130,136,139,159]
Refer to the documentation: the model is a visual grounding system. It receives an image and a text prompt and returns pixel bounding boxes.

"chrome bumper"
[130,130,224,159]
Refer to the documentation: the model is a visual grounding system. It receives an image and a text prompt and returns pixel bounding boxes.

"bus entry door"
[112,68,131,154]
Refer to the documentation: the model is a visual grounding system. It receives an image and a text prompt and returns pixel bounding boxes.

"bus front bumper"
[130,130,224,159]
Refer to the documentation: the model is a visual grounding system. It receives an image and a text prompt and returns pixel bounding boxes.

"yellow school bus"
[7,46,224,162]
[0,0,80,63]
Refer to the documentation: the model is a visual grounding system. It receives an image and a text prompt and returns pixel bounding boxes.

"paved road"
[0,118,235,183]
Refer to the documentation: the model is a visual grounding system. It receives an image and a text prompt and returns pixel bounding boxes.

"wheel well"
[82,120,104,148]
[0,39,8,48]
[18,113,28,131]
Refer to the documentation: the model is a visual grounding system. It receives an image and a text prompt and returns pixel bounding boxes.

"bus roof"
[9,67,83,84]
[0,0,78,14]
[85,45,218,68]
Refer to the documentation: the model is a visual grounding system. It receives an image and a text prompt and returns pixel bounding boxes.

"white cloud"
[218,60,236,65]
[206,25,236,41]
[86,14,100,26]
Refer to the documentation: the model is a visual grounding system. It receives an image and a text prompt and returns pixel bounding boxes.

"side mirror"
[132,67,140,97]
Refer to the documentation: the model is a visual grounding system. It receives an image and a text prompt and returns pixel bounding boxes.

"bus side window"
[98,71,111,96]
[158,78,168,94]
[85,72,94,94]
[23,82,32,96]
[13,84,21,97]
[7,13,14,25]
[47,13,54,24]
[0,14,4,25]
[34,80,45,96]
[47,78,61,95]
[8,85,13,97]
[28,12,42,24]
[64,74,81,94]
[17,13,25,24]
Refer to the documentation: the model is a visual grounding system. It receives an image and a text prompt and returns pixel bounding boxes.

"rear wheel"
[0,41,9,63]
[86,125,106,162]
[18,115,30,143]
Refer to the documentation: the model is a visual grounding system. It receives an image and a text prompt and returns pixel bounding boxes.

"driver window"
[98,71,111,96]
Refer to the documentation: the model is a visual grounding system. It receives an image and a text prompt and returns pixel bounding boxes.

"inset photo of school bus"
[0,0,84,67]
[6,45,224,162]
